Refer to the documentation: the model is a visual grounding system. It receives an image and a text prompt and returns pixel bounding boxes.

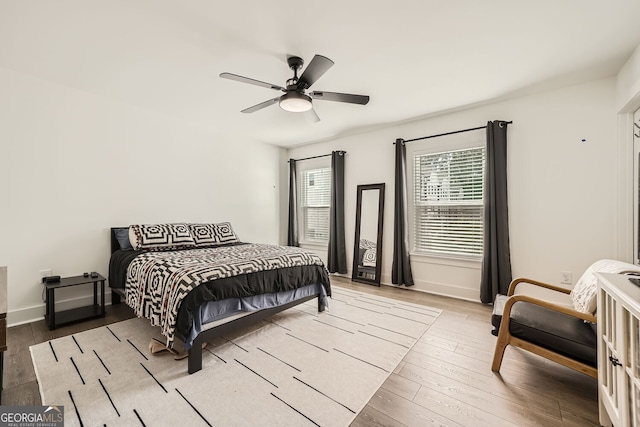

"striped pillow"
[188,222,239,247]
[129,223,196,251]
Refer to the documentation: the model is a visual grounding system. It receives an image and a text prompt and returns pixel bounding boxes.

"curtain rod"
[288,151,346,163]
[401,121,513,143]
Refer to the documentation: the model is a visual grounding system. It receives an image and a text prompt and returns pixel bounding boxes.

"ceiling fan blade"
[220,73,285,92]
[297,55,334,89]
[305,108,320,123]
[241,97,280,113]
[310,91,370,105]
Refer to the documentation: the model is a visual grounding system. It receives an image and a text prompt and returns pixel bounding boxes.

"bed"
[355,239,377,280]
[108,222,331,374]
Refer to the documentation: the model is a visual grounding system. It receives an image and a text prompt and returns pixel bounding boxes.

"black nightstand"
[45,274,106,330]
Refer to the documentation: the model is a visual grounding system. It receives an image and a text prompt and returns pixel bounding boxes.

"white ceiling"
[2,1,640,147]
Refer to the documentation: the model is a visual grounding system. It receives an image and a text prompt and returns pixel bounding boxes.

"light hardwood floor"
[2,276,598,426]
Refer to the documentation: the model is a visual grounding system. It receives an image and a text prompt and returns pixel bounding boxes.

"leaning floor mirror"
[352,183,385,286]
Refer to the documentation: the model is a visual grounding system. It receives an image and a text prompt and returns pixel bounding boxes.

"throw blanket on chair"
[570,259,640,314]
[125,243,327,347]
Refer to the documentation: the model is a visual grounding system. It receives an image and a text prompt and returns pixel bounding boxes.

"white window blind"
[300,167,331,243]
[413,146,485,258]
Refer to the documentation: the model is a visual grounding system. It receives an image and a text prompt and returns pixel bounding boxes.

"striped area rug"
[30,286,441,426]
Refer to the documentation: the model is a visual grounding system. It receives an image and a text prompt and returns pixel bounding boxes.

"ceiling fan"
[220,54,369,122]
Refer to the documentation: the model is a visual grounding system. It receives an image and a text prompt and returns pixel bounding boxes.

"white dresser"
[596,272,640,426]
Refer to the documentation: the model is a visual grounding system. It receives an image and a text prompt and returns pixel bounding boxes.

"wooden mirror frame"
[351,183,385,286]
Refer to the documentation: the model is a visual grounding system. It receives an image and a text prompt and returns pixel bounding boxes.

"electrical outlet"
[561,271,572,285]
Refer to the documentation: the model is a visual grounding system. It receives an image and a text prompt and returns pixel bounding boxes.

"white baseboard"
[8,274,480,327]
[7,291,117,327]
[334,271,481,302]
[382,279,480,302]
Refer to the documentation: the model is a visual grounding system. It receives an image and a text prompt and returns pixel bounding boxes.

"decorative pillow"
[212,222,239,244]
[188,223,218,246]
[360,239,377,250]
[114,227,133,250]
[362,248,377,267]
[188,222,239,246]
[359,239,377,267]
[570,259,640,314]
[129,223,196,251]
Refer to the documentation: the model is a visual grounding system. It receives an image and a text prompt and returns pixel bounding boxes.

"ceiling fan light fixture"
[279,92,312,112]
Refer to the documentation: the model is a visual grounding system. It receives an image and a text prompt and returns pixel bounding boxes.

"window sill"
[300,241,328,250]
[410,252,481,269]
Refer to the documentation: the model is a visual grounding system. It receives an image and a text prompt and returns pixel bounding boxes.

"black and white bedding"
[109,223,331,351]
[359,239,377,267]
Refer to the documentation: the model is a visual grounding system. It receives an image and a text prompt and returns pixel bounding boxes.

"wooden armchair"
[491,277,598,379]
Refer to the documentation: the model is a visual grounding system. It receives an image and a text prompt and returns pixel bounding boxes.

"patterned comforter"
[125,243,328,347]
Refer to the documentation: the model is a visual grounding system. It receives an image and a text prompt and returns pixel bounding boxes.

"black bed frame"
[109,227,325,374]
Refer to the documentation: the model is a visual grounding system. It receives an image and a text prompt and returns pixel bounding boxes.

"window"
[300,167,331,244]
[413,146,485,258]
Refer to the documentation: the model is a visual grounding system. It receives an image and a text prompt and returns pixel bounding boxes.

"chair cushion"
[492,295,597,367]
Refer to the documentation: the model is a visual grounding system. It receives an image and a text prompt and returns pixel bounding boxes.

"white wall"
[616,43,640,266]
[1,65,628,325]
[0,67,284,325]
[285,77,620,301]
[616,43,640,112]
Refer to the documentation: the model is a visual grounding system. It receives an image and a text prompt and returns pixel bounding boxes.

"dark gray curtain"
[287,159,299,247]
[480,121,512,303]
[392,139,414,286]
[327,151,347,273]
